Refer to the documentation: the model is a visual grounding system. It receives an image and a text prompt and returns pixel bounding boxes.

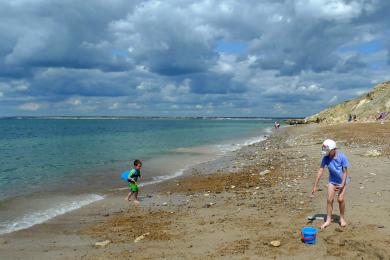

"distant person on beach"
[377,112,388,124]
[311,139,350,229]
[274,121,280,130]
[125,159,142,204]
[348,114,352,122]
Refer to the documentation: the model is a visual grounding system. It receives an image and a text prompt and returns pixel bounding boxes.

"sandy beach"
[1,122,389,259]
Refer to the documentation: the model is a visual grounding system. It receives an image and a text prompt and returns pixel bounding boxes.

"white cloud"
[329,95,338,104]
[273,103,287,114]
[66,97,82,106]
[160,79,191,102]
[355,89,367,96]
[211,54,235,74]
[0,80,29,95]
[109,102,119,110]
[127,102,140,109]
[298,84,325,93]
[19,102,41,111]
[295,0,373,21]
[12,80,29,91]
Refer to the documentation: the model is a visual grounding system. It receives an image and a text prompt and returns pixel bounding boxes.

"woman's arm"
[336,168,348,191]
[311,167,324,195]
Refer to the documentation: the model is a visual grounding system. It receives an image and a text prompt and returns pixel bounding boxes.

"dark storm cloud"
[188,73,246,94]
[27,68,140,98]
[108,1,219,76]
[251,20,346,76]
[0,0,136,72]
[0,0,389,116]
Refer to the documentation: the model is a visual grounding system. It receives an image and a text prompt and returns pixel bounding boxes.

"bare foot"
[321,221,331,230]
[340,218,347,227]
[124,197,129,201]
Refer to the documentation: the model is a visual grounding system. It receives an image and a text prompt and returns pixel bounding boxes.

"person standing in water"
[274,121,280,130]
[311,139,350,229]
[125,159,142,205]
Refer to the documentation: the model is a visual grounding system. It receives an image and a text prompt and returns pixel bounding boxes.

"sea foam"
[0,194,104,235]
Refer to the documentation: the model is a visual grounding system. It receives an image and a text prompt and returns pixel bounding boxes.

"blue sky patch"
[111,49,128,57]
[339,40,384,54]
[216,40,247,54]
[368,60,387,70]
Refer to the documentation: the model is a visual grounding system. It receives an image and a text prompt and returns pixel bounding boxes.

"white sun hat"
[321,139,336,155]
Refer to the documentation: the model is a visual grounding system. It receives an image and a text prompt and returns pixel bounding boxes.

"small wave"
[215,127,271,154]
[117,127,272,190]
[141,169,185,186]
[0,194,104,235]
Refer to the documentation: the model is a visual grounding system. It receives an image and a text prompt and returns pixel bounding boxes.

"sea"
[0,117,276,235]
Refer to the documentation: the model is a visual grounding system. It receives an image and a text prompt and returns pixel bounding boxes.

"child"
[125,159,142,204]
[311,139,350,229]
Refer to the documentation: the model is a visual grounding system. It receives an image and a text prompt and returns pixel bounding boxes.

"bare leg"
[321,184,336,229]
[338,186,347,227]
[125,191,133,201]
[134,191,139,204]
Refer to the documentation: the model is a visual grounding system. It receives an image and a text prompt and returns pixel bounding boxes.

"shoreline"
[0,126,272,236]
[1,122,389,259]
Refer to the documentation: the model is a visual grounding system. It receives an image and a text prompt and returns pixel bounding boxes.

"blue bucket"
[120,170,130,181]
[301,227,317,244]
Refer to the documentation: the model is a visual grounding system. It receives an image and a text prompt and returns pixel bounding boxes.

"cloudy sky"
[0,0,389,117]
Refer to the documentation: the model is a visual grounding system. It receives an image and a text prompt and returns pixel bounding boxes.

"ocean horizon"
[0,116,297,120]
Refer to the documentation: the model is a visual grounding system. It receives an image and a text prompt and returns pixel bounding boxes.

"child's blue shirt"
[129,168,141,182]
[321,151,350,186]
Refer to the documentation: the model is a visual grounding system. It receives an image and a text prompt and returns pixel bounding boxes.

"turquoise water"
[0,118,273,199]
[0,117,274,234]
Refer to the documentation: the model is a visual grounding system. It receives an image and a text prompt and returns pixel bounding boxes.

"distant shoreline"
[0,116,304,120]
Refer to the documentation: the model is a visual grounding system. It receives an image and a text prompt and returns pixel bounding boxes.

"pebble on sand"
[364,150,382,157]
[134,232,150,243]
[260,170,271,176]
[204,202,215,208]
[270,240,281,247]
[95,240,111,247]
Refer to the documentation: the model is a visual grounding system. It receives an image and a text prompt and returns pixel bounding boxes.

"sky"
[0,0,389,117]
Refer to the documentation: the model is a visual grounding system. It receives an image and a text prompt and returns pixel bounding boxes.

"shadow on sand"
[307,213,341,224]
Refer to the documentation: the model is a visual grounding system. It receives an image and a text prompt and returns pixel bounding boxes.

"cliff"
[305,81,390,124]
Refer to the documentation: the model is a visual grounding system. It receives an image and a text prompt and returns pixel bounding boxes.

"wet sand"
[1,122,389,259]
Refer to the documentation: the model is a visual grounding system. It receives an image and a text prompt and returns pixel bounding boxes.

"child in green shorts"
[125,159,142,204]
